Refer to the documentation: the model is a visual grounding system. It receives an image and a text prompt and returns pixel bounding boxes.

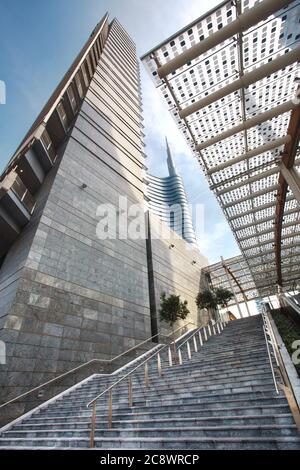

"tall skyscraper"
[0,14,208,408]
[147,139,197,246]
[0,15,151,403]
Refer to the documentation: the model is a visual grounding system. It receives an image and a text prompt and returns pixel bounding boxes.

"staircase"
[1,315,300,450]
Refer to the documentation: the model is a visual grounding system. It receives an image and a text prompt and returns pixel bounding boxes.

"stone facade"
[147,213,209,336]
[0,20,151,403]
[0,18,209,407]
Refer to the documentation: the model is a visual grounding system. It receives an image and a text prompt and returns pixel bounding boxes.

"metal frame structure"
[141,0,300,298]
[204,254,259,307]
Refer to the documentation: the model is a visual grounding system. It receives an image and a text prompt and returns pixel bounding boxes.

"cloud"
[197,219,237,263]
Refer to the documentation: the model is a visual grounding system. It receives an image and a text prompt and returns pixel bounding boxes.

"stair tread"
[1,317,298,450]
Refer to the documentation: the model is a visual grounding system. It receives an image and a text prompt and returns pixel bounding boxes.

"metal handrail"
[261,307,279,394]
[176,318,221,351]
[110,321,196,364]
[261,305,300,432]
[86,322,193,408]
[87,317,228,447]
[0,321,197,411]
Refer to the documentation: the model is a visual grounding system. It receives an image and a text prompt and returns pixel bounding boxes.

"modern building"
[1,1,300,451]
[0,14,208,409]
[147,139,198,246]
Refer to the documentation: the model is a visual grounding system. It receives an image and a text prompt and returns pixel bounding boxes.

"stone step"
[4,424,298,439]
[14,414,295,431]
[155,343,266,364]
[35,392,285,419]
[0,436,299,450]
[83,364,272,393]
[74,364,273,391]
[25,403,291,423]
[77,355,272,386]
[145,386,280,407]
[58,373,275,403]
[1,316,296,451]
[106,354,270,378]
[39,382,279,413]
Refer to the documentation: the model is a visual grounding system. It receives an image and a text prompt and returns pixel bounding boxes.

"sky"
[0,0,240,264]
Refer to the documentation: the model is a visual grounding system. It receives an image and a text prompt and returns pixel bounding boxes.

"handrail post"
[261,311,279,394]
[157,352,162,377]
[198,330,203,346]
[168,347,173,367]
[128,376,133,407]
[207,324,212,336]
[187,341,192,360]
[178,348,183,365]
[90,401,97,448]
[85,322,199,414]
[108,390,113,430]
[216,323,221,334]
[144,362,149,388]
[203,326,208,341]
[264,315,279,366]
[212,324,216,335]
[193,335,198,352]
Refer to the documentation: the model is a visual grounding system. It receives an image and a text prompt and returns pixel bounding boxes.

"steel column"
[279,163,300,206]
[221,256,243,318]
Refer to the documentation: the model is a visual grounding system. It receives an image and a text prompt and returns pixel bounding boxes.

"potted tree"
[196,288,218,312]
[214,286,234,310]
[159,292,190,362]
[196,287,234,322]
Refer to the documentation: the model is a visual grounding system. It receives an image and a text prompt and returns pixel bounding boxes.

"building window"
[57,101,68,130]
[86,55,93,78]
[41,129,56,163]
[94,42,100,61]
[75,73,84,99]
[81,63,89,87]
[90,48,97,69]
[67,85,77,113]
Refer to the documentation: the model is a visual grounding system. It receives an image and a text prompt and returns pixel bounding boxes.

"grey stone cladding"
[0,20,150,403]
[0,19,209,407]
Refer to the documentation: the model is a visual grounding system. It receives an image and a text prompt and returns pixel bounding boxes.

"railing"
[0,320,197,430]
[87,317,227,448]
[261,307,280,394]
[0,321,196,412]
[176,318,223,363]
[261,304,300,432]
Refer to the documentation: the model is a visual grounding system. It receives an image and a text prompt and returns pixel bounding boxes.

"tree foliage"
[196,287,234,310]
[214,287,234,308]
[159,292,189,327]
[196,288,217,310]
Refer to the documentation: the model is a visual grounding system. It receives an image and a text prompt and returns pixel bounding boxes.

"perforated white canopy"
[142,0,300,298]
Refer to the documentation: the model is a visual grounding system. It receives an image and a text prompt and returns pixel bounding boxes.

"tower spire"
[166,137,177,176]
